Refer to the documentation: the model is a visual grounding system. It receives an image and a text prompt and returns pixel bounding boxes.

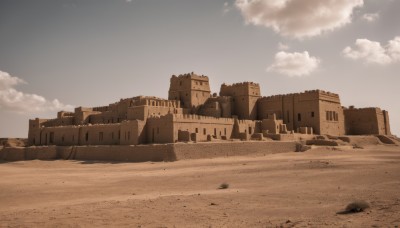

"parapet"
[171,72,209,81]
[221,81,260,88]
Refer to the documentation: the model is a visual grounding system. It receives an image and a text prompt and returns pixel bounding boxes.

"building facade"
[28,72,392,146]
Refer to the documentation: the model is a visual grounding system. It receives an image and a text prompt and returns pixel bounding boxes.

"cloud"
[267,51,320,77]
[0,70,73,114]
[362,13,379,22]
[278,42,289,50]
[223,2,232,14]
[342,36,400,65]
[235,0,364,38]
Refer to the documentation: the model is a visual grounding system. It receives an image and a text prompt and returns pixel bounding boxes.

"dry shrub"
[218,183,229,189]
[337,200,370,214]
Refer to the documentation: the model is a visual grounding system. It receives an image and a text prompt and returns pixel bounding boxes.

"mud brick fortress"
[28,73,391,146]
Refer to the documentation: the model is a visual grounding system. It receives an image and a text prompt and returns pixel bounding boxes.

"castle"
[28,73,391,146]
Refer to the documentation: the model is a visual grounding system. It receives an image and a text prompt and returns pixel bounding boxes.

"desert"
[1,140,399,227]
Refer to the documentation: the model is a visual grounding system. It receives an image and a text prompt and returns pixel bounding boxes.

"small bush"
[337,200,370,214]
[218,183,229,189]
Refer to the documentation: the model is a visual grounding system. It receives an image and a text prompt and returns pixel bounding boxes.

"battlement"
[260,89,340,101]
[221,81,260,87]
[171,72,209,81]
[344,106,382,111]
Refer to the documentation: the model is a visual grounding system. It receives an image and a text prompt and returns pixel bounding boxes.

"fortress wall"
[344,108,389,135]
[72,145,170,162]
[147,116,175,144]
[89,111,119,124]
[80,124,120,145]
[41,116,75,127]
[319,100,345,136]
[237,120,261,135]
[120,120,146,145]
[127,106,185,121]
[257,91,343,135]
[171,141,297,160]
[1,141,297,162]
[258,96,283,120]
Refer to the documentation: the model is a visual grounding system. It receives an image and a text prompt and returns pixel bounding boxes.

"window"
[62,136,65,142]
[99,132,103,141]
[326,111,329,121]
[298,113,301,122]
[214,128,217,136]
[249,127,252,134]
[224,128,227,135]
[311,112,314,118]
[49,132,54,144]
[195,128,199,133]
[85,132,89,141]
[179,81,182,86]
[203,128,206,135]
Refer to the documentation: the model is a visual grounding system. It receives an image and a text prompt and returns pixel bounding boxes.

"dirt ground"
[0,145,399,227]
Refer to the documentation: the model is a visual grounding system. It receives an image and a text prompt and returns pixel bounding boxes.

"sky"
[0,0,399,137]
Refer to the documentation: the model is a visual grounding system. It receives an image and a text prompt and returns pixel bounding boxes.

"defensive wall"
[344,107,391,135]
[257,90,345,135]
[0,141,298,162]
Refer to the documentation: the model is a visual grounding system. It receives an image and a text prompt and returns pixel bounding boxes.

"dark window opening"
[203,128,206,135]
[195,128,199,133]
[99,132,103,141]
[86,132,89,141]
[311,112,314,117]
[298,113,301,122]
[249,127,252,134]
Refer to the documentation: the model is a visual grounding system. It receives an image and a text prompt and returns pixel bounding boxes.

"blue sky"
[0,0,399,137]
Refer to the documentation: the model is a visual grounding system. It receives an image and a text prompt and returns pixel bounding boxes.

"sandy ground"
[0,145,399,227]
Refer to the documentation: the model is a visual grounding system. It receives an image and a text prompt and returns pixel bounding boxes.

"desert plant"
[218,183,229,189]
[337,200,370,214]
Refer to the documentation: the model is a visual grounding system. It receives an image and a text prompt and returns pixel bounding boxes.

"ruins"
[28,73,391,146]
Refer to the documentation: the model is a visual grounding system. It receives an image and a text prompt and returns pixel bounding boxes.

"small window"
[249,127,252,134]
[195,128,199,133]
[203,128,206,135]
[298,113,301,122]
[179,81,182,86]
[326,111,329,121]
[214,128,217,136]
[99,132,103,141]
[85,132,89,141]
[62,136,65,142]
[311,112,314,118]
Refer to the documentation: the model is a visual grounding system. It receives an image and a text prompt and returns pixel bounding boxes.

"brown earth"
[0,145,399,227]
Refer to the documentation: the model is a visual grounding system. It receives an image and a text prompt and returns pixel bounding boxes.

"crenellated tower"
[220,82,261,120]
[168,72,211,113]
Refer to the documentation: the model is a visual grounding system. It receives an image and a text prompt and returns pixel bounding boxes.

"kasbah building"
[28,72,391,146]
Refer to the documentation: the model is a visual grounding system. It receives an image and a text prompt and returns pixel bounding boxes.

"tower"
[168,72,211,112]
[220,82,261,120]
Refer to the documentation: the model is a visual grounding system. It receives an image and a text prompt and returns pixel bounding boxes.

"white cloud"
[278,42,289,50]
[267,51,320,77]
[0,70,73,114]
[343,36,400,65]
[362,13,379,22]
[223,2,232,14]
[235,0,364,39]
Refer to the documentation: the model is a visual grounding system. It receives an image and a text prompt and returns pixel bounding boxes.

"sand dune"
[0,145,399,227]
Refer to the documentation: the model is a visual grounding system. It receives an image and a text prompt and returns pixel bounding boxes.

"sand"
[0,144,399,227]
